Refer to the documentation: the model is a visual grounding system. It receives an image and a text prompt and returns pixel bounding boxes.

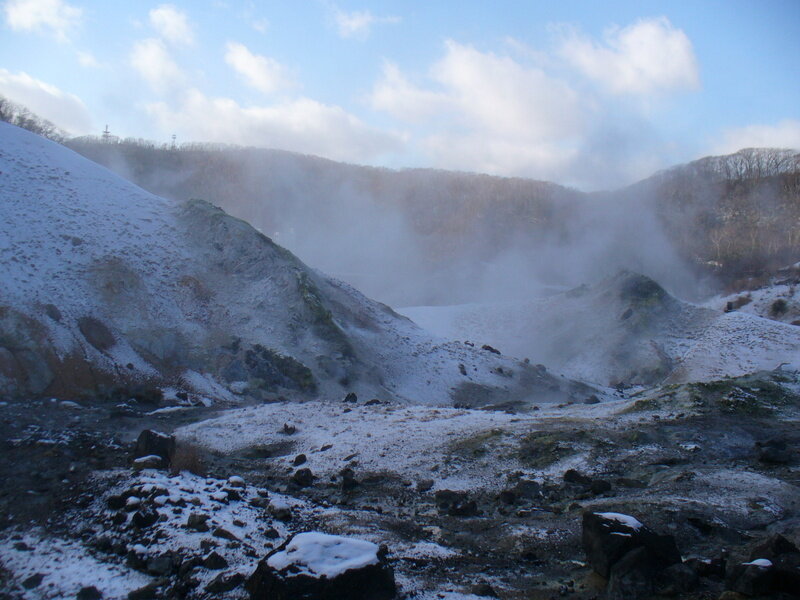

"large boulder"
[246,532,396,600]
[582,512,681,598]
[133,430,176,467]
[726,534,800,596]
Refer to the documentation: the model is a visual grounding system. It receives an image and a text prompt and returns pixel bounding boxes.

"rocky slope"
[0,368,797,599]
[0,122,585,408]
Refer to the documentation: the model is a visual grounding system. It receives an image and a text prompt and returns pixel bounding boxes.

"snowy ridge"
[0,123,585,407]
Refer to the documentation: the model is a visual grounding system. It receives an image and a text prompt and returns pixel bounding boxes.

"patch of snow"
[0,530,150,599]
[596,512,643,530]
[145,406,190,415]
[266,532,379,578]
[742,558,772,568]
[401,541,459,560]
[133,455,162,464]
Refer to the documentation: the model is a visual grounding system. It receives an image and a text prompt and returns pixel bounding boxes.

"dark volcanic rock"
[213,527,239,541]
[246,532,396,600]
[727,559,775,596]
[207,572,245,593]
[685,556,726,579]
[146,552,175,576]
[564,469,593,486]
[127,581,161,600]
[608,548,696,599]
[131,509,159,529]
[22,574,44,589]
[133,430,175,466]
[292,468,314,487]
[607,547,656,600]
[470,582,498,597]
[755,438,792,464]
[740,534,800,595]
[416,479,434,493]
[203,550,229,570]
[749,534,799,562]
[340,467,358,491]
[589,479,612,495]
[513,479,541,499]
[77,316,115,351]
[76,586,103,600]
[497,489,516,505]
[435,490,479,517]
[186,512,210,532]
[655,562,699,596]
[582,511,681,579]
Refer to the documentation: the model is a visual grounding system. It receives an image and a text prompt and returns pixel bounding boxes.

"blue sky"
[1,0,798,189]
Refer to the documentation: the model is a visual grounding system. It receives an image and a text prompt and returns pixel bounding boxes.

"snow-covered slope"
[0,123,588,407]
[704,271,800,326]
[402,271,800,386]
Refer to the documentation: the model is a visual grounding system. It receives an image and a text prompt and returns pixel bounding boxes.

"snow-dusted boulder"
[133,430,175,468]
[246,532,396,600]
[581,511,681,579]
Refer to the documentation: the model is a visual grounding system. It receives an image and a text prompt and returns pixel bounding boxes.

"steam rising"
[66,140,713,308]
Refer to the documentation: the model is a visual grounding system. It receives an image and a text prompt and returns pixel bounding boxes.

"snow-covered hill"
[704,267,800,326]
[402,271,800,386]
[0,123,588,407]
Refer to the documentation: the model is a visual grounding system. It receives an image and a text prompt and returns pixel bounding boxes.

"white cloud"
[76,50,100,68]
[334,8,399,40]
[558,17,700,95]
[431,40,583,141]
[130,38,186,93]
[3,0,82,41]
[714,120,800,154]
[369,62,449,122]
[149,4,194,46]
[0,68,92,133]
[252,17,268,34]
[367,27,703,188]
[224,42,293,95]
[145,89,401,163]
[369,40,586,181]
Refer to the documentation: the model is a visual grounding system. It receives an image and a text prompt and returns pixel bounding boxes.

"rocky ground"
[1,369,798,599]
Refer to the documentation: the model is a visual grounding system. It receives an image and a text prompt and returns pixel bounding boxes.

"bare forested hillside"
[66,135,799,303]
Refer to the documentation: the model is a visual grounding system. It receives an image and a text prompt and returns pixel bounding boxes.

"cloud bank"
[369,17,700,188]
[224,42,293,95]
[333,8,400,40]
[714,119,800,155]
[149,4,194,46]
[0,68,91,133]
[3,0,81,41]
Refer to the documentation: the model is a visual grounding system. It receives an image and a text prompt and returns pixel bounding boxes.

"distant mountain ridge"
[65,136,800,305]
